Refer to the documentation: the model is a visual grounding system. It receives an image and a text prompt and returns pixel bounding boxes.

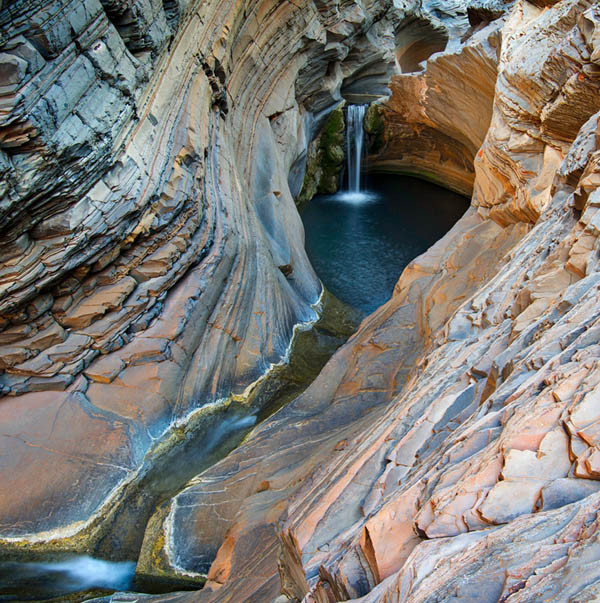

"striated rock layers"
[119,1,600,602]
[368,1,509,196]
[0,0,399,553]
[4,0,600,602]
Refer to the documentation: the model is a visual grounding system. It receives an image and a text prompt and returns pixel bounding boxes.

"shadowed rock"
[0,0,399,553]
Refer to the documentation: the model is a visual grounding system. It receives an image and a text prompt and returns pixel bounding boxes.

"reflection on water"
[302,174,469,314]
[0,556,135,600]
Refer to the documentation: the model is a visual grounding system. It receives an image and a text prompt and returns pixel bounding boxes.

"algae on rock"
[364,103,385,154]
[296,105,346,208]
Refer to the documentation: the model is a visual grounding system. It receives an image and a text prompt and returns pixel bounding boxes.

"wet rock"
[296,104,346,207]
[0,0,400,559]
[4,2,600,603]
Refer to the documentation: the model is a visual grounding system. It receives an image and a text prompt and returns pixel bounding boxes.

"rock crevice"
[0,0,399,550]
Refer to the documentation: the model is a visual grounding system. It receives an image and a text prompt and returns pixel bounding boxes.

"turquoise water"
[301,174,469,314]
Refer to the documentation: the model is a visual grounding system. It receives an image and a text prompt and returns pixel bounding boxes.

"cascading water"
[0,556,136,599]
[303,106,470,314]
[346,104,367,193]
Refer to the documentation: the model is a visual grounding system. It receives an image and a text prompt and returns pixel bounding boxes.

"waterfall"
[346,104,367,193]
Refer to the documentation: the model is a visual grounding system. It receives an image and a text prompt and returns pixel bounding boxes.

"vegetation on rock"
[296,104,345,208]
[364,103,385,154]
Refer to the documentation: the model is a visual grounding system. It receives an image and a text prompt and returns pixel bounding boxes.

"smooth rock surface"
[127,1,600,601]
[368,1,507,196]
[0,0,399,551]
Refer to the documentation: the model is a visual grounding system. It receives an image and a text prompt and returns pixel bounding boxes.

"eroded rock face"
[5,0,600,601]
[474,0,600,224]
[368,2,507,196]
[129,1,600,602]
[135,207,527,601]
[0,0,399,551]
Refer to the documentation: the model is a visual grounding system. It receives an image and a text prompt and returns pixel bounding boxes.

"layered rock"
[368,1,507,196]
[474,0,600,224]
[0,0,399,553]
[126,1,600,602]
[4,0,600,601]
[134,207,526,601]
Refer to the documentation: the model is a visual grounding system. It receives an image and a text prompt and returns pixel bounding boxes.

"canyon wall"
[3,0,600,602]
[367,2,508,196]
[122,0,600,602]
[0,0,399,553]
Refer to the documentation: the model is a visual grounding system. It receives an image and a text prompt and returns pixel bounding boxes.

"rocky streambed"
[3,0,600,602]
[0,288,361,599]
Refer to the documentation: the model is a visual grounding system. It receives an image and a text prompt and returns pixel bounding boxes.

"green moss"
[322,105,344,140]
[296,104,346,208]
[295,140,321,210]
[364,103,385,154]
[317,105,345,194]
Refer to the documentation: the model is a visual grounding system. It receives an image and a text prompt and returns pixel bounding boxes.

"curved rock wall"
[475,0,600,224]
[368,3,505,196]
[4,0,600,602]
[128,1,600,602]
[0,0,399,550]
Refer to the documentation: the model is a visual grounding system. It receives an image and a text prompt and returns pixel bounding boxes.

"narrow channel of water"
[302,173,470,314]
[0,557,136,601]
[0,292,360,602]
[1,119,470,603]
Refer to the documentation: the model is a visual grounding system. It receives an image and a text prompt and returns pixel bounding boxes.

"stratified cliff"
[127,1,600,602]
[3,0,600,602]
[368,1,505,196]
[0,0,398,552]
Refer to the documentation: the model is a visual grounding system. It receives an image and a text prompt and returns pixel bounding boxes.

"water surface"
[0,556,135,600]
[302,174,469,314]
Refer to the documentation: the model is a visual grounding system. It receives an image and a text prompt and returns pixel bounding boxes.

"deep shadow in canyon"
[1,0,596,600]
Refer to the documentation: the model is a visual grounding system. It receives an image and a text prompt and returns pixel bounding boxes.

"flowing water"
[345,105,367,195]
[0,292,360,601]
[302,174,470,314]
[0,556,136,600]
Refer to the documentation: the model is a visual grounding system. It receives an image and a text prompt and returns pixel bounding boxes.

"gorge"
[1,0,600,602]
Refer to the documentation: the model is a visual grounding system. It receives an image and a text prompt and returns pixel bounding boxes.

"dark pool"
[301,174,470,314]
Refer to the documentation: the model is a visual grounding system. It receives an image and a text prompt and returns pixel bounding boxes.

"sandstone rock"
[137,206,526,599]
[126,2,600,601]
[368,7,501,196]
[4,2,600,603]
[0,0,401,561]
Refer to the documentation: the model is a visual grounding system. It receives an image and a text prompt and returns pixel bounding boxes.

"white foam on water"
[203,414,257,452]
[334,190,379,204]
[34,556,136,591]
